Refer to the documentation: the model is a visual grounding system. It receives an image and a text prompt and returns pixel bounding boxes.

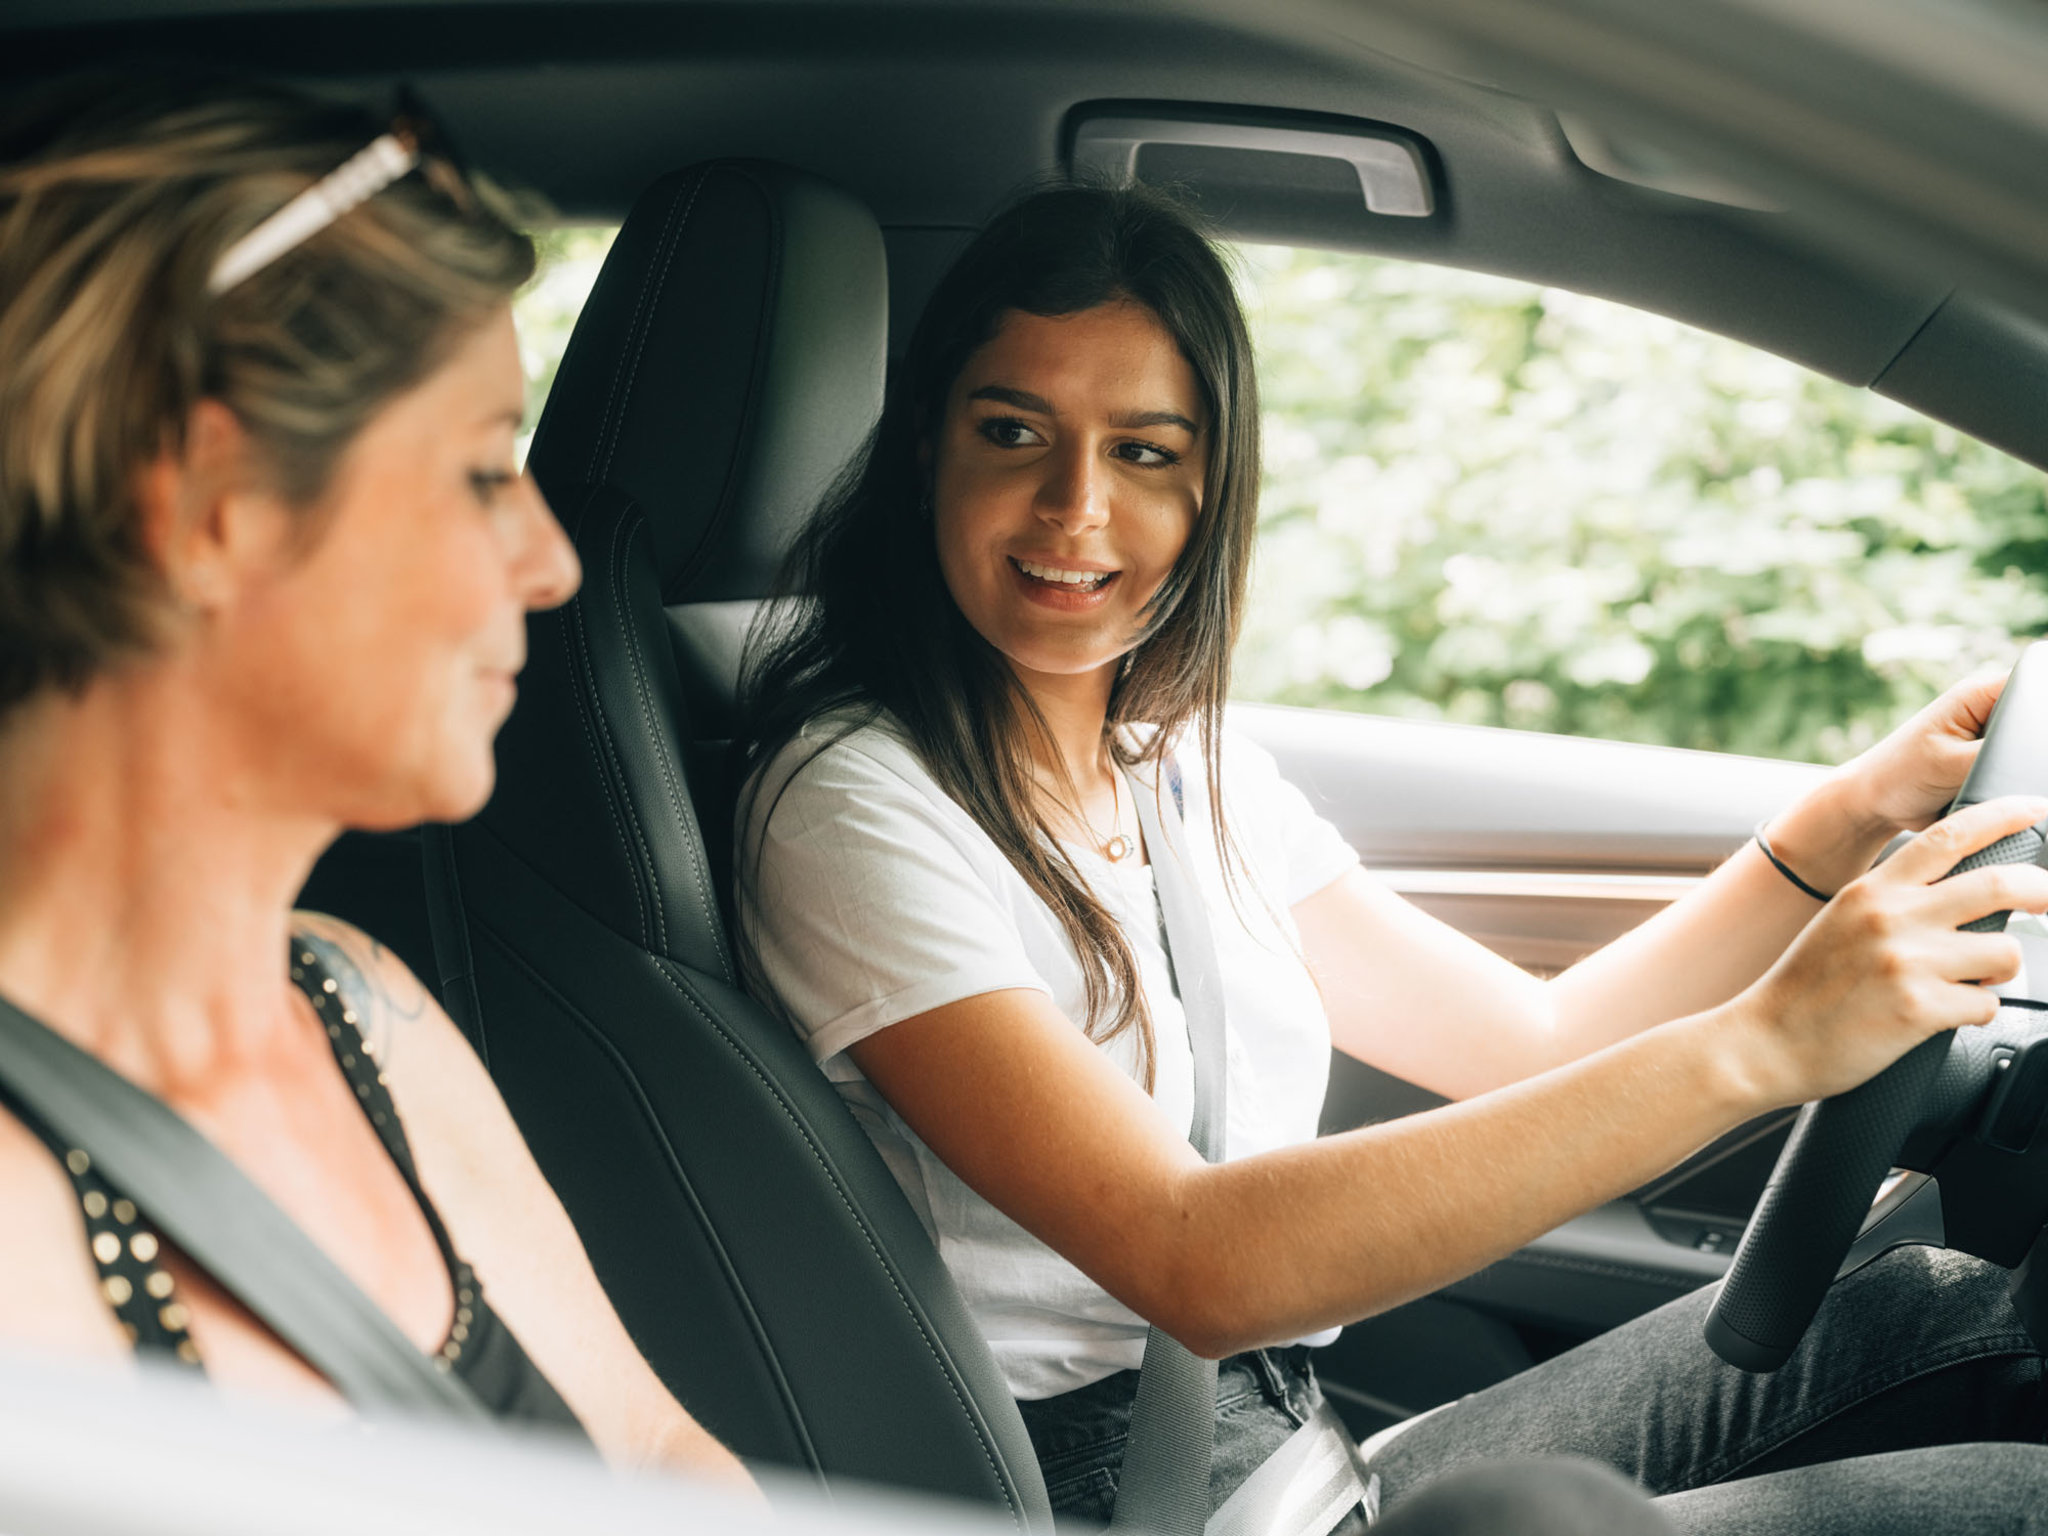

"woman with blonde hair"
[0,71,747,1480]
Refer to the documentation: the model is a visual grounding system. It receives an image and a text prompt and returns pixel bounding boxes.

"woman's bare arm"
[847,801,2048,1357]
[1306,675,2006,1099]
[1298,835,1843,1100]
[292,914,755,1492]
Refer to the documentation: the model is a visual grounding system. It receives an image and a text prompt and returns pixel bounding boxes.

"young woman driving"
[736,184,2048,1529]
[0,74,750,1485]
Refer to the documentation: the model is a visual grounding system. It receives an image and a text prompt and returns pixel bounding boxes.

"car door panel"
[1236,701,1828,876]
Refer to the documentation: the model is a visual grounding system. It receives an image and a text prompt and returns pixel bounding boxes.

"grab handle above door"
[1069,114,1435,217]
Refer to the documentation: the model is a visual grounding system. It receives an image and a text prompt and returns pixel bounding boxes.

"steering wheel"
[1704,641,2048,1372]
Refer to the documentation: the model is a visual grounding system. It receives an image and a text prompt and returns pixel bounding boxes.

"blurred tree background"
[1232,245,2048,764]
[516,231,2048,768]
[515,226,617,455]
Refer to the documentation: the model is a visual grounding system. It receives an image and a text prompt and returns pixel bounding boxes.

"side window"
[1231,245,2048,765]
[515,230,2048,773]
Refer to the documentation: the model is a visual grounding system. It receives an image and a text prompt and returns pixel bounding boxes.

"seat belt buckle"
[1205,1400,1375,1536]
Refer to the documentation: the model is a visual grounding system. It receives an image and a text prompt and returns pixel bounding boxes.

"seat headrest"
[526,161,887,603]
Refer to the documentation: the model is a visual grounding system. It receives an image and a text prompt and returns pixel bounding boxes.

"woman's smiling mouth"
[1010,556,1118,596]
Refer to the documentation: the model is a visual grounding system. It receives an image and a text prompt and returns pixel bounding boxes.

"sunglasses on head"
[207,87,475,296]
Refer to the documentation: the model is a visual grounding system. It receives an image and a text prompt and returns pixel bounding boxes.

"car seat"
[415,160,1052,1525]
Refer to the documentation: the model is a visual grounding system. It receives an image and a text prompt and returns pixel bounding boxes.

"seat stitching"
[610,510,732,981]
[421,824,488,1068]
[468,918,824,1481]
[640,959,1024,1520]
[600,168,710,487]
[559,505,647,941]
[560,499,653,946]
[579,524,666,951]
[665,160,777,601]
[587,170,701,486]
[649,965,1022,1516]
[584,188,674,485]
[467,904,1027,1524]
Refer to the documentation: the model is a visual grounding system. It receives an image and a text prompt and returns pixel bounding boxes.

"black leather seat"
[419,161,1052,1525]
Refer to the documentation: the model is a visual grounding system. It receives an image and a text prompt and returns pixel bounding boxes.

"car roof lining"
[4,0,2044,469]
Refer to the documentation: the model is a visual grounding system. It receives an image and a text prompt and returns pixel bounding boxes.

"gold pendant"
[1104,834,1131,863]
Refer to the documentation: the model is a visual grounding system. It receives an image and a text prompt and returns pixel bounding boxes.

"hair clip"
[207,128,421,295]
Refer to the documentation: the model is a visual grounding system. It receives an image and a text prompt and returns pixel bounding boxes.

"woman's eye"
[468,468,517,505]
[977,416,1045,449]
[1116,440,1181,468]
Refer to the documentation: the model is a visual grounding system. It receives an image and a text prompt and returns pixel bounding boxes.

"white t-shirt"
[738,714,1360,1400]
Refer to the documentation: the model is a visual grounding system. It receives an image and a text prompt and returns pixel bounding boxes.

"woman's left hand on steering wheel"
[1832,668,2007,836]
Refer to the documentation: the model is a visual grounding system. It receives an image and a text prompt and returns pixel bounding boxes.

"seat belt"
[0,992,493,1423]
[1113,759,1375,1536]
[1108,761,1228,1536]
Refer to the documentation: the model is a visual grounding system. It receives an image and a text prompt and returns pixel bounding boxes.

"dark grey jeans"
[1373,1245,2048,1531]
[1018,1246,2048,1533]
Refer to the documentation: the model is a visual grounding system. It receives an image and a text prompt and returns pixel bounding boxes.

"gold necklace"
[1081,771,1133,863]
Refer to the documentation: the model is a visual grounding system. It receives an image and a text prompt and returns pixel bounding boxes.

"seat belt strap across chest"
[1110,760,1228,1536]
[0,992,493,1423]
[1111,758,1374,1536]
[1137,756,1228,1163]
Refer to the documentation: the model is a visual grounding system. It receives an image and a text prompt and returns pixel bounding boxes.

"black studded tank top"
[0,938,587,1437]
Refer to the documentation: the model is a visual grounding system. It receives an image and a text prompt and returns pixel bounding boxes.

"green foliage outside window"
[515,226,618,458]
[516,230,2048,768]
[1233,245,2048,764]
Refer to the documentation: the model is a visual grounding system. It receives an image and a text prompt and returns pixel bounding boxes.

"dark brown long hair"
[736,181,1261,1088]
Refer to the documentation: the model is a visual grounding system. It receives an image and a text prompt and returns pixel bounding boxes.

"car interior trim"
[1375,870,1700,903]
[1068,109,1436,217]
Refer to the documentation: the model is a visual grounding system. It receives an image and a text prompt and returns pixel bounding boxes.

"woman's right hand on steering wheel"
[1725,795,2048,1109]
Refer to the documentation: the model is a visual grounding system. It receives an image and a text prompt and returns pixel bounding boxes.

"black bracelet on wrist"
[1754,820,1836,902]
